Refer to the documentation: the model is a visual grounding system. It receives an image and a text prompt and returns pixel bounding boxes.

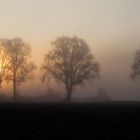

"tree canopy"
[130,50,140,80]
[1,38,36,100]
[41,36,100,102]
[0,44,11,87]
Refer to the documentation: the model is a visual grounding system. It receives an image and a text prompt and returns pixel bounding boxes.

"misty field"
[0,102,140,139]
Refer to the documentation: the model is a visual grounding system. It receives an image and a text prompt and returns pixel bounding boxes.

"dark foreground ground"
[0,102,140,139]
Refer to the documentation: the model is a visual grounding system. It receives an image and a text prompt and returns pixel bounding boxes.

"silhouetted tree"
[130,50,140,80]
[1,38,36,100]
[0,45,11,88]
[41,36,100,102]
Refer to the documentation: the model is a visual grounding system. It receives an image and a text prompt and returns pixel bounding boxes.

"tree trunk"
[66,85,72,103]
[13,79,16,101]
[13,69,16,102]
[67,90,71,103]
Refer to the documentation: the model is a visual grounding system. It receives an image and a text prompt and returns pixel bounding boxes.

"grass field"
[0,102,140,139]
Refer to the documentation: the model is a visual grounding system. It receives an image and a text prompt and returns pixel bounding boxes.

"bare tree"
[1,38,36,100]
[0,45,10,88]
[130,50,140,80]
[41,36,100,102]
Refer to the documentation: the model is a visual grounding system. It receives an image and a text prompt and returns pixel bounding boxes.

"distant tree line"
[0,36,139,102]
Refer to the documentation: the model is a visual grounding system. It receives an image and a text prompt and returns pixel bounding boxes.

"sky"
[0,0,140,100]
